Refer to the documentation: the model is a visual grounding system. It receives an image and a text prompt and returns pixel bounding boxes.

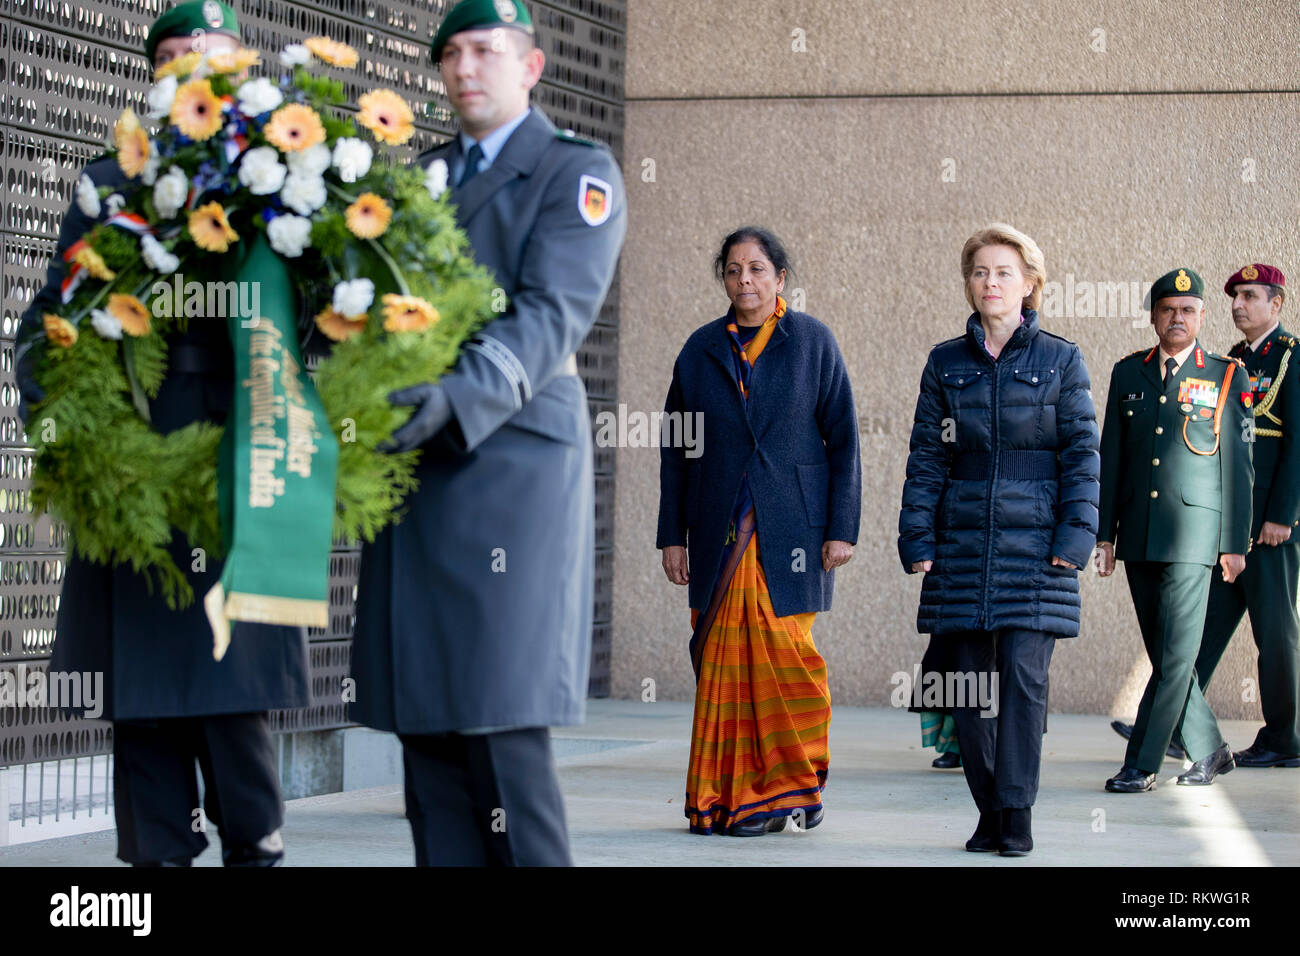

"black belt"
[951,450,1058,480]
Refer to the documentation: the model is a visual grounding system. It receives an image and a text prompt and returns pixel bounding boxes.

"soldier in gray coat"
[348,0,627,866]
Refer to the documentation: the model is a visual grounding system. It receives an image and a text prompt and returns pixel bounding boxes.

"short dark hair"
[1266,283,1286,304]
[713,226,794,284]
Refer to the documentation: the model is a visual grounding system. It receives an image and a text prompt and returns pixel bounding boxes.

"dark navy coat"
[897,311,1100,637]
[349,108,626,734]
[17,157,310,720]
[656,309,861,616]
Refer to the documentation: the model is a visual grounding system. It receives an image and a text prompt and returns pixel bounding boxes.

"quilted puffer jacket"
[898,310,1100,636]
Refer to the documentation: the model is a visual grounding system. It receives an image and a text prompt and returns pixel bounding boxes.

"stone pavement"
[2,699,1297,866]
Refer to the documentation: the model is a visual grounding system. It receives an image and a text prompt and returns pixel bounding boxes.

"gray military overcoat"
[349,108,627,734]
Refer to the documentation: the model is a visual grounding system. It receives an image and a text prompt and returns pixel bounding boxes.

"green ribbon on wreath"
[204,231,339,660]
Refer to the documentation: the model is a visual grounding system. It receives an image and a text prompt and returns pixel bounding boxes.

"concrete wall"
[610,0,1300,719]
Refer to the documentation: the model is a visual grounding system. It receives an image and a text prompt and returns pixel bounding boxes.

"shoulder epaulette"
[1282,335,1299,349]
[1121,347,1149,361]
[555,128,605,149]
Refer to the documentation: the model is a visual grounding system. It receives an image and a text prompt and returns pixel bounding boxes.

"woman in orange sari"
[658,227,861,836]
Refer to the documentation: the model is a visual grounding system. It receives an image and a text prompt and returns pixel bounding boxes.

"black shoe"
[728,817,770,837]
[931,752,962,769]
[133,856,193,867]
[222,830,285,866]
[964,811,1000,852]
[998,808,1032,856]
[765,815,789,833]
[1177,743,1235,786]
[1105,765,1157,792]
[1232,744,1300,768]
[791,806,823,831]
[1111,720,1185,759]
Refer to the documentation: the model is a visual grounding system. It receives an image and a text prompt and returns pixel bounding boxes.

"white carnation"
[140,234,180,274]
[332,278,374,318]
[140,143,160,186]
[286,143,331,177]
[75,175,101,217]
[145,75,177,119]
[267,214,312,258]
[279,172,326,215]
[105,193,126,215]
[280,44,312,67]
[235,77,283,117]
[237,146,287,195]
[331,138,373,183]
[152,165,188,219]
[424,158,449,200]
[90,309,123,340]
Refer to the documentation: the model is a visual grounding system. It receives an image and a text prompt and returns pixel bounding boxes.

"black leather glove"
[14,340,45,428]
[381,383,452,453]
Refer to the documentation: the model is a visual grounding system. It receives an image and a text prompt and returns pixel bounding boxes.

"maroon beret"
[1224,263,1286,295]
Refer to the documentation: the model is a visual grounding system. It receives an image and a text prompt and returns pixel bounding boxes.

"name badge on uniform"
[1122,392,1144,402]
[578,175,612,226]
[1178,377,1219,408]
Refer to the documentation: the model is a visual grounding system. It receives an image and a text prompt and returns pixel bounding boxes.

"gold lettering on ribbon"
[243,318,322,507]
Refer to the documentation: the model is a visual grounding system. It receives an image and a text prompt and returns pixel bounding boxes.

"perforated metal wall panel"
[0,0,623,763]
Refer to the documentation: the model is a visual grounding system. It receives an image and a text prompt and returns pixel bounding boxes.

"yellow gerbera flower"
[43,313,78,348]
[170,79,224,141]
[357,89,415,146]
[344,193,393,239]
[264,103,326,153]
[154,51,204,80]
[72,245,116,281]
[381,294,439,333]
[314,307,368,342]
[304,36,359,69]
[114,108,152,178]
[106,294,152,337]
[188,201,239,253]
[207,48,261,74]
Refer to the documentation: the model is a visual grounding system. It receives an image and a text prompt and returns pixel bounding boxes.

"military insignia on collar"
[1242,265,1260,281]
[1175,270,1191,292]
[494,0,518,22]
[578,174,611,226]
[202,0,224,28]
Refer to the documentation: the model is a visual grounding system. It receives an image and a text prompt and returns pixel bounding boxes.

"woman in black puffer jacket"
[898,223,1100,857]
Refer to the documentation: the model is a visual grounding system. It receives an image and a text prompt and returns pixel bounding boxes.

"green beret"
[145,1,239,64]
[1150,267,1204,304]
[431,0,534,63]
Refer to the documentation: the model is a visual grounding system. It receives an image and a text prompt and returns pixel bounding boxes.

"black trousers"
[949,628,1056,813]
[112,712,284,865]
[1197,541,1300,755]
[399,727,571,867]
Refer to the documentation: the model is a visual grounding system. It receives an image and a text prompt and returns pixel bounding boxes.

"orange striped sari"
[684,298,831,835]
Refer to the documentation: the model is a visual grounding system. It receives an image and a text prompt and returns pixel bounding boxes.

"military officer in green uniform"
[1193,264,1300,768]
[1096,267,1254,792]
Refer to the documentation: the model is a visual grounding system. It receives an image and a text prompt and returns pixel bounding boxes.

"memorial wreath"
[29,38,494,654]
